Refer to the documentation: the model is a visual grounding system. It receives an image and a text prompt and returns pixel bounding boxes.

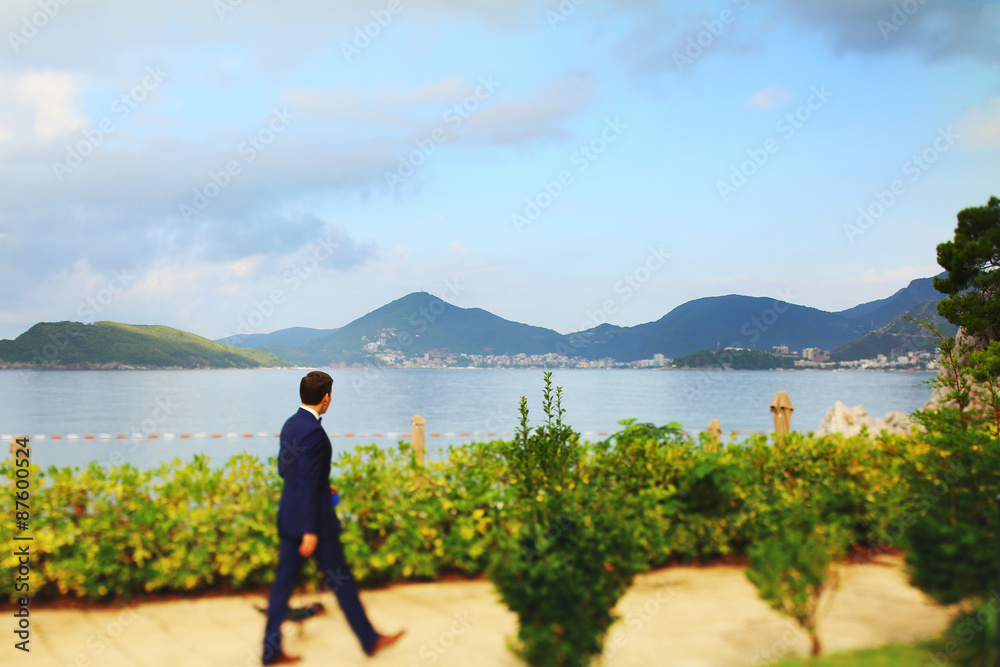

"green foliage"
[504,377,581,509]
[0,453,280,600]
[489,373,647,667]
[924,596,998,667]
[0,423,914,615]
[335,440,505,584]
[593,427,909,570]
[673,348,797,369]
[738,429,901,658]
[745,487,853,657]
[0,321,290,368]
[897,424,999,606]
[893,322,1000,606]
[935,195,1000,339]
[770,643,930,666]
[594,420,756,566]
[738,429,921,657]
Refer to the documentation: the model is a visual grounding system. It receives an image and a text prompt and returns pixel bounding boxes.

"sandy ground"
[2,554,953,667]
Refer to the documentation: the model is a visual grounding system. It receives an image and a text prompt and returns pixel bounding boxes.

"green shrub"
[891,325,1000,606]
[0,454,273,600]
[0,418,913,606]
[335,440,505,584]
[924,596,999,666]
[894,422,1000,605]
[746,490,853,657]
[488,374,647,666]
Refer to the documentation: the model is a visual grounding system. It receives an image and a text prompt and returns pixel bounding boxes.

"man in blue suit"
[262,371,403,665]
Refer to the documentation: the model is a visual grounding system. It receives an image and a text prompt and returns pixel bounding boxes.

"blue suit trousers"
[262,528,378,663]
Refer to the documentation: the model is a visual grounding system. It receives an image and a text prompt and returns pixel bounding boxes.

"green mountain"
[2,277,946,370]
[0,321,292,369]
[213,276,946,365]
[565,275,947,361]
[565,295,866,361]
[835,275,945,328]
[217,326,338,350]
[281,292,566,366]
[829,301,957,362]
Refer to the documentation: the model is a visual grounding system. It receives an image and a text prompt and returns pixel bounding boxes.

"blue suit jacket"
[276,407,336,539]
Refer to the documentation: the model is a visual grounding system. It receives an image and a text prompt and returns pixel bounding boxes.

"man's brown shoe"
[263,652,301,665]
[367,630,405,657]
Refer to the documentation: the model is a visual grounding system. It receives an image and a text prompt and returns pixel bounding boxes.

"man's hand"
[330,484,338,496]
[300,533,317,557]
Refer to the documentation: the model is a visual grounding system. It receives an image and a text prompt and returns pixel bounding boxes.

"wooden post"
[9,435,29,461]
[705,419,722,452]
[411,415,426,464]
[770,391,794,436]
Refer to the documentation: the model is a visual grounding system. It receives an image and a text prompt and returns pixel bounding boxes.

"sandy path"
[2,555,953,667]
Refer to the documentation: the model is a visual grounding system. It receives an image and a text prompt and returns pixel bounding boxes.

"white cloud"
[747,85,790,110]
[283,86,411,129]
[959,96,1000,147]
[458,75,593,145]
[13,71,87,143]
[373,77,479,107]
[225,255,265,281]
[283,73,591,148]
[130,262,215,299]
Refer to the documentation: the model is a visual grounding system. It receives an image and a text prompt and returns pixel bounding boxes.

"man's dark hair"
[300,371,333,405]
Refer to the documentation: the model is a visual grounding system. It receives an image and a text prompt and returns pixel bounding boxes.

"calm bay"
[0,368,935,470]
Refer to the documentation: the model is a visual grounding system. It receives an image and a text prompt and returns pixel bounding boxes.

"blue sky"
[0,0,997,341]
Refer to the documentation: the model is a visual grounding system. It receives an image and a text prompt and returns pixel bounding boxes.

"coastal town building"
[802,347,831,363]
[348,331,939,371]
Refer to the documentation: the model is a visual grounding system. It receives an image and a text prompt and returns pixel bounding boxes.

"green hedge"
[0,429,913,603]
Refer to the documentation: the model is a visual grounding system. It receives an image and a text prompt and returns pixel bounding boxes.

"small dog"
[255,602,326,623]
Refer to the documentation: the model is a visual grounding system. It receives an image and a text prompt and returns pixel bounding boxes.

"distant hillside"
[217,326,337,350]
[556,276,946,361]
[836,275,945,328]
[195,275,948,366]
[293,292,566,366]
[0,321,292,369]
[1,276,948,369]
[830,301,957,362]
[567,295,867,361]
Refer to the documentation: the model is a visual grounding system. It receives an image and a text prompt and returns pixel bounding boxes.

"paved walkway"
[3,555,953,667]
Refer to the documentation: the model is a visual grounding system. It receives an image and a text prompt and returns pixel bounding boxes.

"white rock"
[816,403,914,437]
[815,401,875,437]
[873,410,913,435]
